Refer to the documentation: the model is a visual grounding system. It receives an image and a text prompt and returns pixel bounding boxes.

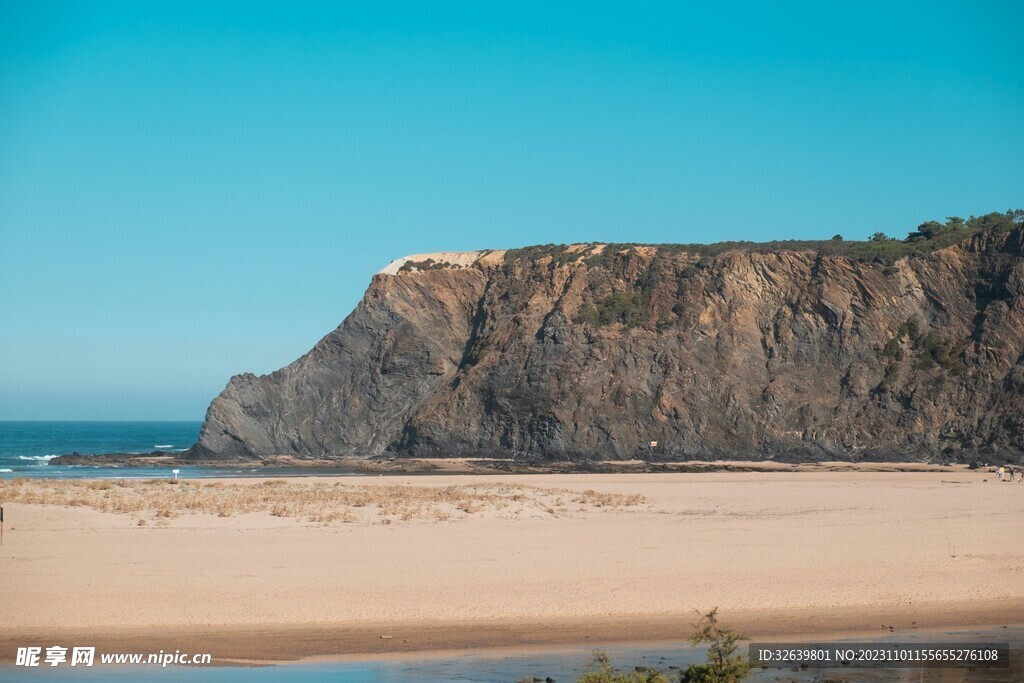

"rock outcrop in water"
[188,218,1024,464]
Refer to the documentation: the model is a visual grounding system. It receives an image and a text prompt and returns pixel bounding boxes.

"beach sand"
[1,469,1022,663]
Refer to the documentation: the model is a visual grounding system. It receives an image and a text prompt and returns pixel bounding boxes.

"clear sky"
[1,1,1021,420]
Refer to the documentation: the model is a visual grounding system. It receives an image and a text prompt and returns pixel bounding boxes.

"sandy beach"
[2,469,1022,664]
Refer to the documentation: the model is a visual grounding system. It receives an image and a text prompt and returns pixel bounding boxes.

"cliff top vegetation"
[503,209,1023,267]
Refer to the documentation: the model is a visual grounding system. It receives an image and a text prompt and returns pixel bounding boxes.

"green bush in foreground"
[558,609,749,683]
[576,649,671,683]
[679,608,750,683]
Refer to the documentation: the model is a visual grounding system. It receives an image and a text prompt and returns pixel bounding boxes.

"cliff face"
[190,229,1024,463]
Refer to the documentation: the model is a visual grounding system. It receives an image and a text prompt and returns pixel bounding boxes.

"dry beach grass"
[0,477,647,525]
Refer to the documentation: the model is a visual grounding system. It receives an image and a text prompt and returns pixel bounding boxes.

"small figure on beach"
[996,466,1005,481]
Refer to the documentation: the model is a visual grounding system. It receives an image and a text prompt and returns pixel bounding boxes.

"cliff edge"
[189,216,1024,463]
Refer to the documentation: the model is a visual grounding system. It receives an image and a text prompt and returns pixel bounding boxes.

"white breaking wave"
[155,444,173,449]
[0,468,12,472]
[18,455,58,461]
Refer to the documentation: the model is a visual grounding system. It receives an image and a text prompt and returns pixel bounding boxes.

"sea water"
[0,421,201,478]
[0,421,362,479]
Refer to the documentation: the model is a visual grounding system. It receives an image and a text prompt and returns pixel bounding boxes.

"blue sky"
[1,1,1022,420]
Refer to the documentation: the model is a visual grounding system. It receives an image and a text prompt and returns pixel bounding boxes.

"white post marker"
[172,468,180,481]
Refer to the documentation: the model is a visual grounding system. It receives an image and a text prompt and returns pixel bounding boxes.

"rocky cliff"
[189,224,1024,463]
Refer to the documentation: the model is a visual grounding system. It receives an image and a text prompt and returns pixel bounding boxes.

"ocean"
[0,421,200,477]
[0,421,366,479]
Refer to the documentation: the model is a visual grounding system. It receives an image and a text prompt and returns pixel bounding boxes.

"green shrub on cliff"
[877,365,901,392]
[616,210,1022,266]
[913,330,968,372]
[879,315,969,384]
[500,210,1022,272]
[576,291,649,328]
[398,258,451,272]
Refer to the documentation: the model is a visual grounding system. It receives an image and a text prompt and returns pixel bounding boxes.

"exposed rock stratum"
[189,229,1024,463]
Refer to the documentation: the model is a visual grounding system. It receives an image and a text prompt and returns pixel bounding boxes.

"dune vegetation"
[0,478,647,525]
